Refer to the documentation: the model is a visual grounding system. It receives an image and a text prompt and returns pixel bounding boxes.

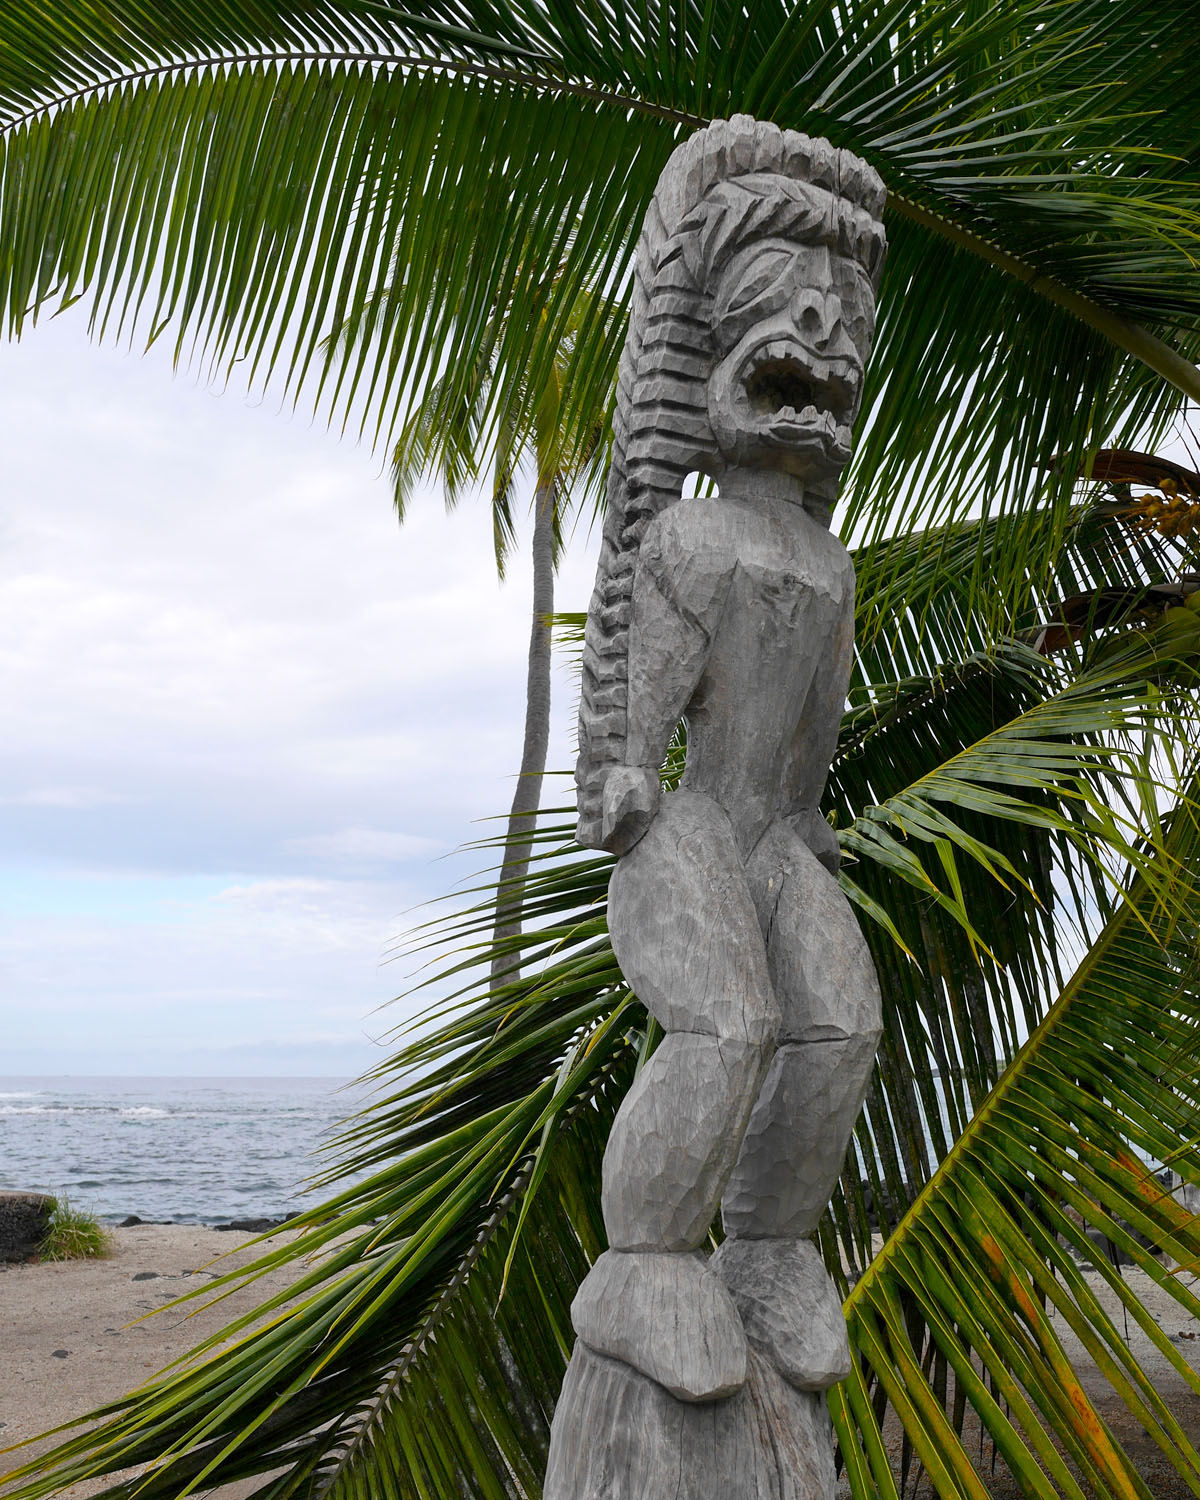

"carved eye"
[718,249,795,319]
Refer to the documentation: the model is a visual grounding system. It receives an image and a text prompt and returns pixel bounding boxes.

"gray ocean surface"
[0,1076,372,1224]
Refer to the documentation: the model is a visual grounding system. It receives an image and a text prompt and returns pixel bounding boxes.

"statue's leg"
[713,820,882,1390]
[569,788,779,1402]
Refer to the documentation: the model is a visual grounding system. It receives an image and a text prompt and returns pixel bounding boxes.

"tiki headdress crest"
[575,117,886,848]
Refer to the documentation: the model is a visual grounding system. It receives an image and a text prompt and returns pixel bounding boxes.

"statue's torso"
[639,488,854,851]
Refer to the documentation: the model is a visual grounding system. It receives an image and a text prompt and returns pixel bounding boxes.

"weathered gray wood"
[609,790,777,1042]
[545,1343,836,1500]
[547,113,887,1497]
[602,1032,768,1251]
[636,488,856,862]
[721,1035,881,1240]
[711,1237,850,1390]
[572,1249,747,1400]
[745,819,883,1043]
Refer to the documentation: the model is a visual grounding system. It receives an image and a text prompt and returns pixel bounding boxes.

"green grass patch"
[40,1197,114,1261]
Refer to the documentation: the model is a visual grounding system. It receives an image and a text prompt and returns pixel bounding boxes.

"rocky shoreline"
[111,1211,302,1233]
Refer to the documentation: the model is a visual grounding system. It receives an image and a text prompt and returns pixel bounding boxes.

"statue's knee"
[747,821,880,1043]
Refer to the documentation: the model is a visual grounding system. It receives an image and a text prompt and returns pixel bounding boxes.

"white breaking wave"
[0,1076,363,1221]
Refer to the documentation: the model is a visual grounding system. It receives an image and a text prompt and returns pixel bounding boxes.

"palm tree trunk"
[492,478,555,985]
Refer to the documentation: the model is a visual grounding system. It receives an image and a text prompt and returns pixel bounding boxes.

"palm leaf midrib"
[843,879,1131,1318]
[0,49,706,138]
[5,17,1200,403]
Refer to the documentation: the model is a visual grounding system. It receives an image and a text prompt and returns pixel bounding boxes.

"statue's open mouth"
[740,343,858,462]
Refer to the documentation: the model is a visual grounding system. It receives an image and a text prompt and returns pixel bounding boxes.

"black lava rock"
[0,1192,54,1262]
[213,1215,297,1233]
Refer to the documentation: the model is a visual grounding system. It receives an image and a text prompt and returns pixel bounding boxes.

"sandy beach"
[3,1227,1200,1497]
[0,1225,310,1499]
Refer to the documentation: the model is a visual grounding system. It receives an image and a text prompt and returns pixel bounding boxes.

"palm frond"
[835,800,1200,1499]
[0,60,667,465]
[4,0,1200,541]
[852,478,1200,719]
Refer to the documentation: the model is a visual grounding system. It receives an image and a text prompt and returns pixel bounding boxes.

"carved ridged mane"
[575,116,886,848]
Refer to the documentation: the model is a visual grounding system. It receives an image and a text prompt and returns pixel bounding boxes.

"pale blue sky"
[0,311,599,1075]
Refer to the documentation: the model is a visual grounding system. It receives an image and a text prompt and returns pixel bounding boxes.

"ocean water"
[0,1076,370,1224]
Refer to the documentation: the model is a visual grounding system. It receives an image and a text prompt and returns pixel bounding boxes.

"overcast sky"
[0,311,600,1076]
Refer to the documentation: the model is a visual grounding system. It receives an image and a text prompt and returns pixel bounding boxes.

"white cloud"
[213,876,343,902]
[283,827,441,864]
[0,309,600,1074]
[0,870,419,1072]
[1,786,132,808]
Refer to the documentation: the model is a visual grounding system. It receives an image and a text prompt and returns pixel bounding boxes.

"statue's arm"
[596,510,732,855]
[783,581,855,873]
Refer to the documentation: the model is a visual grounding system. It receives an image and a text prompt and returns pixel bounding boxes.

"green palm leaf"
[852,480,1200,677]
[835,801,1200,1499]
[4,0,1200,537]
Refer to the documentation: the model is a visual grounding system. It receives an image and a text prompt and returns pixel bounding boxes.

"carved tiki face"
[707,233,876,482]
[574,120,887,845]
[669,167,888,501]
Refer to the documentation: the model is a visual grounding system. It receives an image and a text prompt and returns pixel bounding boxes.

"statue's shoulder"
[632,500,741,614]
[641,496,742,559]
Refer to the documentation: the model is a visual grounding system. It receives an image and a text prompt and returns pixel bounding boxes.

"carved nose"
[793,288,843,349]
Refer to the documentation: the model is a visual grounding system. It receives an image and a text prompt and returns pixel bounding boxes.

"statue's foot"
[571,1249,747,1401]
[710,1236,850,1390]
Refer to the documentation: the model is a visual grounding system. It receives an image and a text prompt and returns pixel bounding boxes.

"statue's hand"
[787,807,841,875]
[600,766,662,855]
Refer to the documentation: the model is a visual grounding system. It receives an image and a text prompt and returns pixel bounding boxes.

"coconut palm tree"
[4,1,1200,1496]
[397,366,570,989]
[380,279,612,983]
